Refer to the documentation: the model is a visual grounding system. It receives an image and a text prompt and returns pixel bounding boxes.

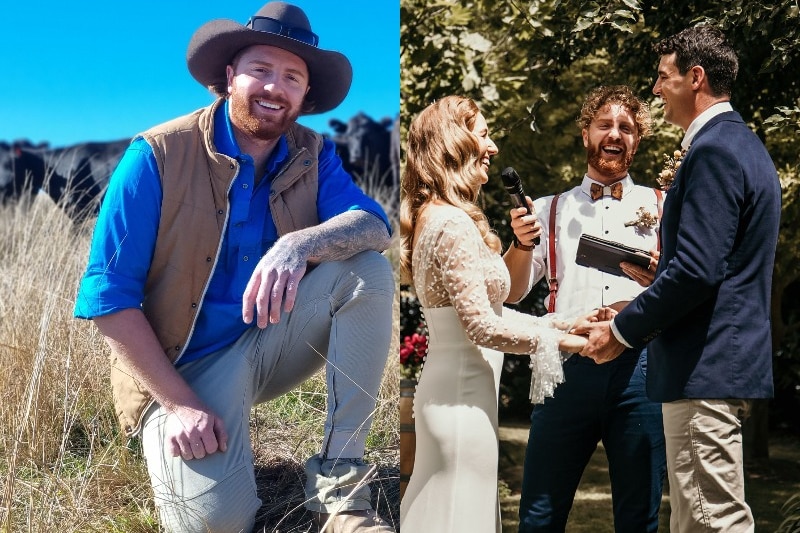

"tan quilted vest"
[110,98,323,436]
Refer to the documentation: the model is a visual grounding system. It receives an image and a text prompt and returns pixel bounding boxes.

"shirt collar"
[580,174,633,199]
[681,101,733,150]
[213,99,290,175]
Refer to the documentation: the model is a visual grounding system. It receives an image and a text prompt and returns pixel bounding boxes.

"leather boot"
[314,509,395,532]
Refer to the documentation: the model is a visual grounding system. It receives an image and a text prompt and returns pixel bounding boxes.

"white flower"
[657,148,688,190]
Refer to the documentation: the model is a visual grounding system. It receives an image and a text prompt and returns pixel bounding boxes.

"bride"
[399,95,610,532]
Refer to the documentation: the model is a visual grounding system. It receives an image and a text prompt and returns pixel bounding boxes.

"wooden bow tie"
[590,182,623,201]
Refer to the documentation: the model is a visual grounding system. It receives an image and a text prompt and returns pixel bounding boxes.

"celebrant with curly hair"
[398,95,608,532]
[504,85,666,533]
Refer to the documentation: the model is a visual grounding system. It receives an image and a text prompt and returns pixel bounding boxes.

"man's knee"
[155,466,261,533]
[344,250,394,293]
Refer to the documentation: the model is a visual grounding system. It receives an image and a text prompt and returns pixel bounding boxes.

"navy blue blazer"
[615,110,781,401]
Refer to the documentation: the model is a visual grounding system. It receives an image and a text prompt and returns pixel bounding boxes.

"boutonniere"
[657,149,687,190]
[624,206,658,229]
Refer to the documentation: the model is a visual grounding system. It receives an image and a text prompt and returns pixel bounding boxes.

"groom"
[576,25,781,532]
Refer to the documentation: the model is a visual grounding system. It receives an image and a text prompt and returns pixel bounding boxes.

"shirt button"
[217,209,224,215]
[605,230,609,234]
[242,183,249,189]
[191,303,197,308]
[229,164,235,169]
[206,257,212,262]
[605,286,610,290]
[243,255,249,261]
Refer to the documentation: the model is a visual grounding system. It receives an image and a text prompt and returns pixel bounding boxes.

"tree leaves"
[401,0,800,359]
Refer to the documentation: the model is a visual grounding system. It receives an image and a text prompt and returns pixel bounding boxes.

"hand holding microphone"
[501,167,540,249]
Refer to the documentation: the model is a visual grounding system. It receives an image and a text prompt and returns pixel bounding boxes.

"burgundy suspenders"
[547,194,562,313]
[545,188,663,314]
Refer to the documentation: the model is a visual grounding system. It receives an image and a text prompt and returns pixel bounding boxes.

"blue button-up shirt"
[74,101,391,365]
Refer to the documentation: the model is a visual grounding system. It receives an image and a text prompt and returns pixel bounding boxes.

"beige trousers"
[662,399,754,533]
[141,252,394,532]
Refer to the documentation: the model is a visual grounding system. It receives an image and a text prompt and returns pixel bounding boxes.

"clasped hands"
[568,251,659,363]
[563,307,627,364]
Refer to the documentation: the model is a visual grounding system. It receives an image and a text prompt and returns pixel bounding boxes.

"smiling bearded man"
[227,45,309,142]
[585,103,637,179]
[503,85,667,533]
[73,2,397,532]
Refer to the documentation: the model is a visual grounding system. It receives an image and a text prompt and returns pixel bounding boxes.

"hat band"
[246,16,319,47]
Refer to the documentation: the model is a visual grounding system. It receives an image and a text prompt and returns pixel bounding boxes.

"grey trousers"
[141,251,395,533]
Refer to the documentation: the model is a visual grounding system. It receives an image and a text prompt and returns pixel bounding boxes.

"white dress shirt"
[521,175,662,317]
[681,101,733,150]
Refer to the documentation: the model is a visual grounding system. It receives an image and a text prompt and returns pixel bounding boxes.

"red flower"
[400,332,428,369]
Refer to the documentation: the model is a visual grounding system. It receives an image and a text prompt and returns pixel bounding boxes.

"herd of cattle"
[0,112,400,219]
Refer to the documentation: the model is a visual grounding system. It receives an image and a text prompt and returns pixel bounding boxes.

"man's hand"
[242,235,308,328]
[509,198,541,248]
[571,321,626,364]
[570,307,617,330]
[620,249,660,287]
[165,403,228,460]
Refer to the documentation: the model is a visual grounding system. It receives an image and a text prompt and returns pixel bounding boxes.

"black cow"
[389,115,400,190]
[327,112,395,189]
[0,138,130,218]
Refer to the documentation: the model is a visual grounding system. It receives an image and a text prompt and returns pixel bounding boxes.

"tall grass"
[0,165,399,532]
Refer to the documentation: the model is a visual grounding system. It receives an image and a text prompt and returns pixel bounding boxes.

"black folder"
[575,234,651,277]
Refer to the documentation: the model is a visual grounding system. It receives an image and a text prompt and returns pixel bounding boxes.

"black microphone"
[501,167,540,246]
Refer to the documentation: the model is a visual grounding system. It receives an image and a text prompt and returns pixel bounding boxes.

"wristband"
[513,238,535,251]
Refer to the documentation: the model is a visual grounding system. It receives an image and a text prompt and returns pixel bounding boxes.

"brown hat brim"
[186,19,352,115]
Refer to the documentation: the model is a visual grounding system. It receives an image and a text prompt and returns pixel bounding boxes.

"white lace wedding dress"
[400,204,571,532]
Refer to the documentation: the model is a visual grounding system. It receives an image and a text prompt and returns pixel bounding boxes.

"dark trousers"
[518,349,666,533]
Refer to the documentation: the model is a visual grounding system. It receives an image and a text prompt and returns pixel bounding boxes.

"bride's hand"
[559,332,588,354]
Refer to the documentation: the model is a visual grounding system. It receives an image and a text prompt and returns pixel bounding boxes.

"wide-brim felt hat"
[187,1,352,115]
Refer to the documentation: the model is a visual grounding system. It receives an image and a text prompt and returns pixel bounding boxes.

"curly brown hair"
[577,85,652,138]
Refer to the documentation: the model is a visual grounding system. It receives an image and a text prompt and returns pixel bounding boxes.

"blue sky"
[0,1,399,147]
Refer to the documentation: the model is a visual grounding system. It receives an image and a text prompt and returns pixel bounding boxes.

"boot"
[314,509,395,532]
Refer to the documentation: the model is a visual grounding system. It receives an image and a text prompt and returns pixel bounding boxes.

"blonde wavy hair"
[399,95,501,285]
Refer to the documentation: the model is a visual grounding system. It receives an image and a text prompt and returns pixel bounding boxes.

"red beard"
[586,143,634,179]
[229,91,301,141]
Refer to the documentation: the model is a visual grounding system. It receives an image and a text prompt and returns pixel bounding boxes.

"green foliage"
[401,0,800,427]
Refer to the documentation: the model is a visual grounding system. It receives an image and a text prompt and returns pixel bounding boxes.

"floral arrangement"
[657,149,687,190]
[400,288,428,381]
[400,332,428,381]
[624,206,659,229]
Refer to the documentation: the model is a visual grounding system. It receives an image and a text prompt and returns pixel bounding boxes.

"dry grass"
[0,175,400,532]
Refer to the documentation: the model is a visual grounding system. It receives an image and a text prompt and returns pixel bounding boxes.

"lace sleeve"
[430,214,567,403]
